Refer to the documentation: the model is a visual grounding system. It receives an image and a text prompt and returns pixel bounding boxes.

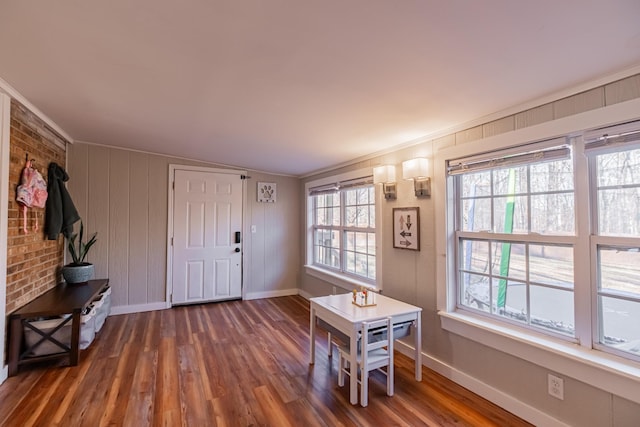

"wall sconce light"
[402,158,431,197]
[373,165,397,200]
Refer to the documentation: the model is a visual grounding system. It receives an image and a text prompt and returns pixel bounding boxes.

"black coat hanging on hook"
[45,162,80,240]
[15,154,48,233]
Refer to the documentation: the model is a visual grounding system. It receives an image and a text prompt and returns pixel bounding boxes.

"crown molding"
[0,76,74,143]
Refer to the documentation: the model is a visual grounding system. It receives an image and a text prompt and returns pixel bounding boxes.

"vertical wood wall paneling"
[281,178,300,289]
[108,150,130,306]
[605,74,640,105]
[483,115,515,138]
[128,152,150,305]
[242,178,254,294]
[455,125,483,145]
[251,178,266,294]
[514,103,554,130]
[67,143,301,309]
[264,192,278,292]
[67,143,89,230]
[147,156,169,302]
[66,143,89,269]
[384,179,419,303]
[553,87,605,119]
[87,146,110,279]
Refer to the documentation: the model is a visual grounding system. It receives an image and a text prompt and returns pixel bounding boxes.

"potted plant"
[61,221,97,284]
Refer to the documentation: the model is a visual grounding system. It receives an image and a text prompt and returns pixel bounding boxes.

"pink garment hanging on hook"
[16,159,48,233]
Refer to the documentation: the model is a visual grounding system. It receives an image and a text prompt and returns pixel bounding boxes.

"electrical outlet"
[548,374,564,400]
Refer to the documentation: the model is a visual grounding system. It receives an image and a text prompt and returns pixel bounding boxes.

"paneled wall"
[300,73,640,426]
[67,143,300,312]
[6,100,67,314]
[243,171,300,299]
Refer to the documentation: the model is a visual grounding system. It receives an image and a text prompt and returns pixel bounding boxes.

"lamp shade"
[373,165,396,184]
[402,158,429,180]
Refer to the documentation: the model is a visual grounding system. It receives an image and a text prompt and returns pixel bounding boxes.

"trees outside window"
[591,142,640,358]
[312,185,376,283]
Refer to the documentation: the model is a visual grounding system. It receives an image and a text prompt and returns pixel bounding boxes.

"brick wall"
[6,100,68,314]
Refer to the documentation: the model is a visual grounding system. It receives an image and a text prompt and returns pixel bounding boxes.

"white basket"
[24,308,97,356]
[93,292,111,332]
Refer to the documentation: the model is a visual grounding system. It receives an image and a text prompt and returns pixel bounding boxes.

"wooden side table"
[8,278,109,376]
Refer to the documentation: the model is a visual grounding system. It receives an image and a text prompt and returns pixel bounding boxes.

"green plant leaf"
[67,221,97,265]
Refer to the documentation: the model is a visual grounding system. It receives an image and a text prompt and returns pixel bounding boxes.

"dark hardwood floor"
[0,295,532,426]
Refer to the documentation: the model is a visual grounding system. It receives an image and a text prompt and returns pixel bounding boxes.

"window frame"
[586,133,640,362]
[434,98,640,406]
[450,131,640,360]
[451,140,579,341]
[311,187,376,281]
[305,168,382,291]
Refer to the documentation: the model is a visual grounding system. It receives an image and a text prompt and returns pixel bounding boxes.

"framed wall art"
[257,182,277,203]
[393,207,419,250]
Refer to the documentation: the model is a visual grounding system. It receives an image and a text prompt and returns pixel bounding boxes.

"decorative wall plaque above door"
[257,182,276,203]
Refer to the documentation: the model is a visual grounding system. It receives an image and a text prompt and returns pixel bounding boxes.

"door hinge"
[241,175,251,180]
[171,237,174,246]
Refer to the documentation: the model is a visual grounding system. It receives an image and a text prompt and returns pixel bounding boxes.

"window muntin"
[311,185,376,282]
[459,159,574,235]
[315,193,340,226]
[458,237,575,337]
[595,147,640,237]
[314,228,340,269]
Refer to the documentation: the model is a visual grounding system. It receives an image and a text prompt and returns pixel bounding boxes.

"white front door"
[171,169,243,304]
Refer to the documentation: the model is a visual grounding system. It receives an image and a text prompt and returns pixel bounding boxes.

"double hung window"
[586,122,640,359]
[448,120,640,361]
[450,139,577,338]
[310,177,376,283]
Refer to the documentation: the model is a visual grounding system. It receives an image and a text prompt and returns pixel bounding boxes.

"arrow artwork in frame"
[393,207,420,250]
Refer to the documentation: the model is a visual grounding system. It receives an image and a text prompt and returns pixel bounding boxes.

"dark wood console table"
[8,278,109,376]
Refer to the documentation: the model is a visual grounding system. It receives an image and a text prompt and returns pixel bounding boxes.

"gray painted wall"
[300,74,640,426]
[67,143,300,311]
[243,171,301,299]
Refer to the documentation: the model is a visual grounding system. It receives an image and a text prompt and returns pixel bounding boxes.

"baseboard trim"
[394,341,568,427]
[110,302,169,316]
[0,365,7,385]
[244,288,299,300]
[297,289,313,300]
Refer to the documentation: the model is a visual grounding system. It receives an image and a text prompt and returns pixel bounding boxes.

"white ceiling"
[1,1,639,176]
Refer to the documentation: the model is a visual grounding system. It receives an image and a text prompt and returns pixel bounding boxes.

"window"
[448,121,640,361]
[450,139,577,338]
[586,123,640,359]
[309,177,376,284]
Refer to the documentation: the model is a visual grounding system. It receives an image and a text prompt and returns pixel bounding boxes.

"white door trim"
[166,164,246,307]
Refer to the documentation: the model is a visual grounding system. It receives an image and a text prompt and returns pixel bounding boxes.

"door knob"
[235,248,241,253]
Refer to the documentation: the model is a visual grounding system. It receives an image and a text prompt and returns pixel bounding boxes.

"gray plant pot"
[61,263,95,284]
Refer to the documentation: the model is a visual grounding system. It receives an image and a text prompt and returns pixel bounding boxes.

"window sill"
[304,265,376,292]
[439,310,640,404]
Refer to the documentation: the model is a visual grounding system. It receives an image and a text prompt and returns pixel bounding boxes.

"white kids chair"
[337,317,394,407]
